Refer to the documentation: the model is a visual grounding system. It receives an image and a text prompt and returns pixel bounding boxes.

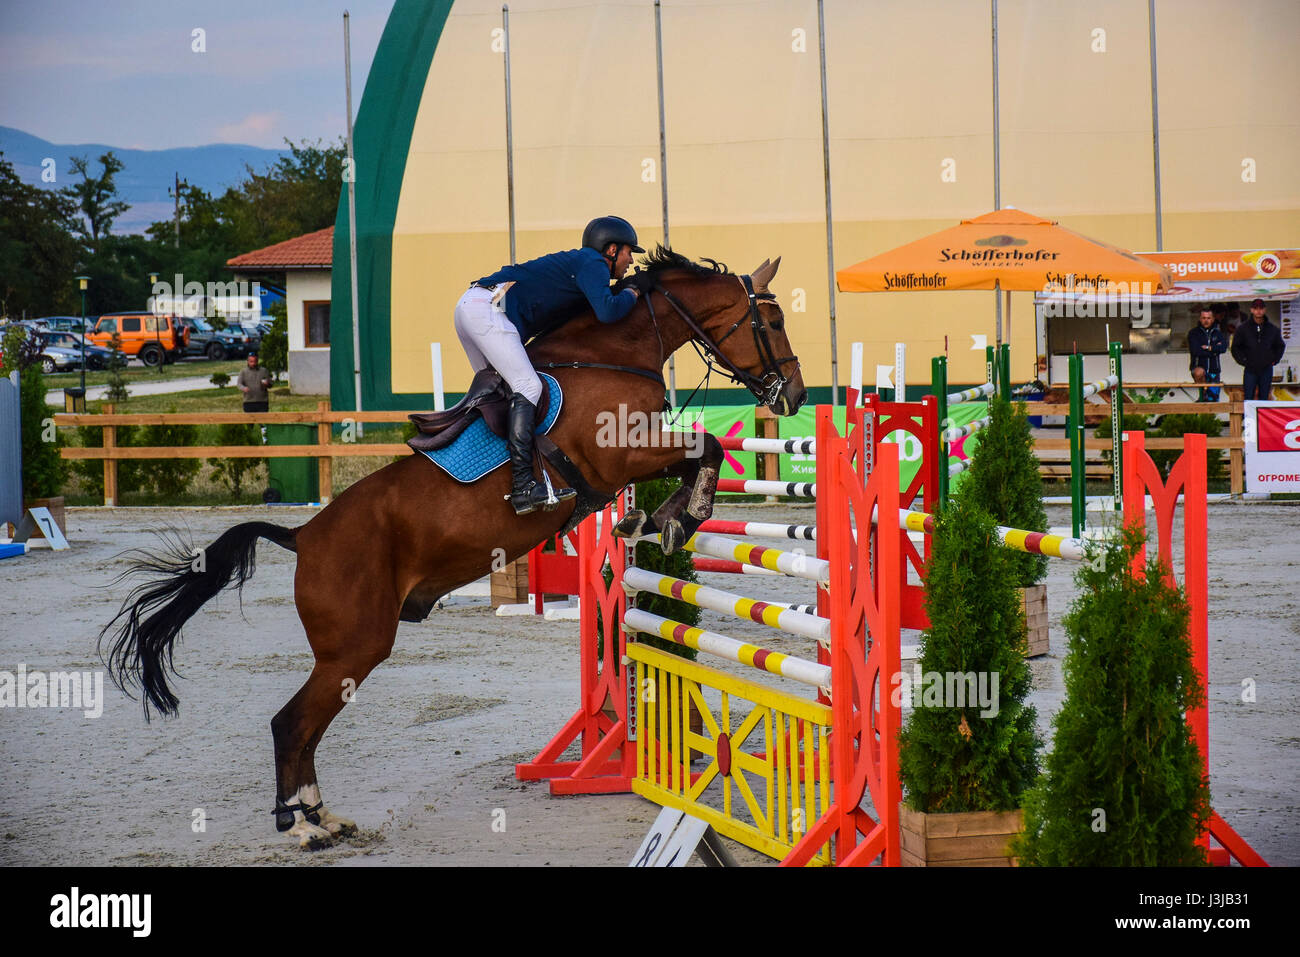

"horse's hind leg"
[272,599,399,848]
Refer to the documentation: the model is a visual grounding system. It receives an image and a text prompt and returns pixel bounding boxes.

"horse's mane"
[632,245,732,284]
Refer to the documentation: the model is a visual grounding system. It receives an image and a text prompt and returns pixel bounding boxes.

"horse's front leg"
[612,433,723,555]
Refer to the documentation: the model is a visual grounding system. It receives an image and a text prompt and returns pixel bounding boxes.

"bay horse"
[100,249,806,848]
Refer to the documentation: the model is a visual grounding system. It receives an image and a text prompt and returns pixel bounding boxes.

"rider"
[455,215,644,515]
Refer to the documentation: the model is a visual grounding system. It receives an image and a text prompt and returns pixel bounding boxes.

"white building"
[227,227,332,394]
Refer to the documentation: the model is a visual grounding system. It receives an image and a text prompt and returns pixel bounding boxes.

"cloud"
[214,112,281,145]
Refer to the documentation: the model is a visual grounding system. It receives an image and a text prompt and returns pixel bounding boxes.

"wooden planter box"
[490,555,529,608]
[900,805,1023,866]
[1019,584,1049,658]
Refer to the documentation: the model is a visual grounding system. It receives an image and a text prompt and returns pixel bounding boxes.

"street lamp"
[77,275,89,391]
[148,271,164,374]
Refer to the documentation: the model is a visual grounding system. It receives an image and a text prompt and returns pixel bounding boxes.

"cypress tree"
[958,396,1047,587]
[897,491,1041,812]
[1016,527,1210,865]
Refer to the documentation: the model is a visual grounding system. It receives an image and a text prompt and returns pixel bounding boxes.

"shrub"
[1015,526,1210,865]
[958,396,1047,587]
[103,331,129,403]
[134,415,201,497]
[897,491,1041,813]
[1,324,68,499]
[208,422,264,497]
[597,477,702,662]
[210,371,231,388]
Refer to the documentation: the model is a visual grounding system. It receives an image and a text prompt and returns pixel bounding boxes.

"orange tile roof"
[227,226,333,270]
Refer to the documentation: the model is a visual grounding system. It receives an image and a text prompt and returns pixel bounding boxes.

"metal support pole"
[653,0,675,406]
[817,0,839,405]
[933,355,949,508]
[344,11,363,424]
[991,0,1002,345]
[503,5,516,264]
[1147,0,1164,251]
[1068,353,1085,538]
[1109,341,1124,516]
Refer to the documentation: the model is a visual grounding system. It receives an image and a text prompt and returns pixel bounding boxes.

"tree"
[1015,527,1210,865]
[0,153,81,318]
[957,396,1048,587]
[259,301,288,382]
[897,491,1041,813]
[62,152,131,251]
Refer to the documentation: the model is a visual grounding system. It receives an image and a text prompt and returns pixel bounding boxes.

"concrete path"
[46,375,217,406]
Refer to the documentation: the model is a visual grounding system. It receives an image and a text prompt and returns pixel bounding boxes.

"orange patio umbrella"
[836,208,1175,344]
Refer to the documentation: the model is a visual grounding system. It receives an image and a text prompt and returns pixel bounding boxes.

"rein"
[648,274,798,408]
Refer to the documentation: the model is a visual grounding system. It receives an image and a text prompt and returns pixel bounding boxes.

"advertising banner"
[1244,401,1300,493]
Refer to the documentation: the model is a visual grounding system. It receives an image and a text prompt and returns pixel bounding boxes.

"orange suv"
[87,312,190,367]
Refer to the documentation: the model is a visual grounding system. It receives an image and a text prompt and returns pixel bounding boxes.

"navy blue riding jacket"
[475,247,638,340]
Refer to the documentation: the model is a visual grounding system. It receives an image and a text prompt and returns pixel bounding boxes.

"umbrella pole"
[994,279,1002,346]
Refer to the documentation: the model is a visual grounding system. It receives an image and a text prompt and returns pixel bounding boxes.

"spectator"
[238,352,272,413]
[1187,305,1227,402]
[1230,298,1286,401]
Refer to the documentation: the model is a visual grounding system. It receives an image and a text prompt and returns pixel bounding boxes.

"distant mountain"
[0,126,287,235]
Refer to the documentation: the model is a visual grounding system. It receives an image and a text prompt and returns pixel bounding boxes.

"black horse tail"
[99,522,299,719]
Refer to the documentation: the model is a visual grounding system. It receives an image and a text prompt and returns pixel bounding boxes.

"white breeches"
[453,286,543,405]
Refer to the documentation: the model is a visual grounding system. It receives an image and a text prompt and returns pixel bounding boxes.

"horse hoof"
[661,520,685,555]
[288,818,334,850]
[318,808,358,838]
[613,509,647,539]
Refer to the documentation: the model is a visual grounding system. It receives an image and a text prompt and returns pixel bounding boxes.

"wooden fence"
[56,386,1247,506]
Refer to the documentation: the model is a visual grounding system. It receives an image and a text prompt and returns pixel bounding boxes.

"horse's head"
[636,250,807,416]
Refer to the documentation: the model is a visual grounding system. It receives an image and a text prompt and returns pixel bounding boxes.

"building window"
[304,301,330,347]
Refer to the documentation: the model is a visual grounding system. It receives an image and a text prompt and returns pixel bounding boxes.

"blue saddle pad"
[418,373,563,483]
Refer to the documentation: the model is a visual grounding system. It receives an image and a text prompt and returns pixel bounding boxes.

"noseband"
[647,275,798,407]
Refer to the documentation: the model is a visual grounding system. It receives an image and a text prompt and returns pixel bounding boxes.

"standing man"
[1187,304,1227,402]
[238,352,272,412]
[1230,298,1286,400]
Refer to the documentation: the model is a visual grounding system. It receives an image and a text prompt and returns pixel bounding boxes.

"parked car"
[37,316,93,334]
[36,330,115,370]
[86,312,189,367]
[180,317,254,361]
[1,325,85,374]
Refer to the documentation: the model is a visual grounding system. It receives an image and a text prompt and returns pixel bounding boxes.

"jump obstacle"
[515,395,1265,867]
[517,344,1116,598]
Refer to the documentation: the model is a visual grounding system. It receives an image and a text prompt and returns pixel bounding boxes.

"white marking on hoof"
[295,783,356,838]
[317,808,357,837]
[288,817,333,850]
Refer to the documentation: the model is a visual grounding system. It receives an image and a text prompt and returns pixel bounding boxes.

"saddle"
[407,369,551,452]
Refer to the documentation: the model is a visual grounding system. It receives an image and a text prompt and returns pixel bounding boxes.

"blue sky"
[0,0,394,149]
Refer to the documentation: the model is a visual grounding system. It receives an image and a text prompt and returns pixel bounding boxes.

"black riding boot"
[507,393,575,515]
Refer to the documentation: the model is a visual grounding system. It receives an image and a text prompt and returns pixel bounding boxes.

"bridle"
[646,274,799,408]
[533,270,798,408]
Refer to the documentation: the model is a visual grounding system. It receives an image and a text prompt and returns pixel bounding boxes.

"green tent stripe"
[330,0,454,412]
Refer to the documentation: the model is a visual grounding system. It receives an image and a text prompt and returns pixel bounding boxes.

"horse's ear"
[752,256,781,291]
